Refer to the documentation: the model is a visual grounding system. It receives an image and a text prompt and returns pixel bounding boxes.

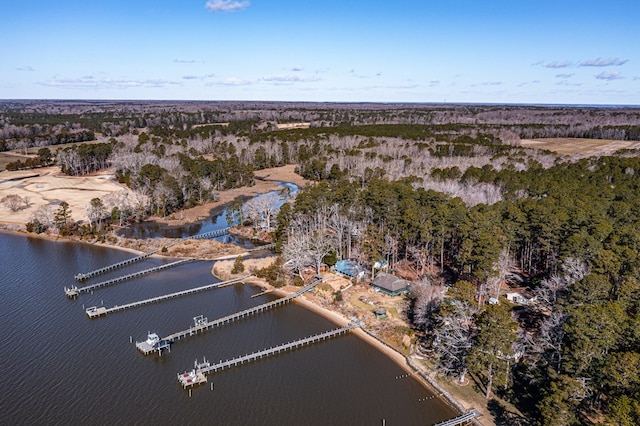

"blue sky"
[2,0,639,104]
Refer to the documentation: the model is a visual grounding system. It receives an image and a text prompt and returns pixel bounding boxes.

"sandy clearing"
[520,138,640,156]
[0,167,134,225]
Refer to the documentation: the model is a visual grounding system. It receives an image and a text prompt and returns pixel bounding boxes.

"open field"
[520,137,640,156]
[276,122,311,130]
[0,166,133,225]
[0,152,28,171]
[0,139,106,171]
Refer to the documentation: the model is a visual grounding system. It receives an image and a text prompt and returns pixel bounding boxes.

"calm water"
[119,183,298,243]
[0,232,455,425]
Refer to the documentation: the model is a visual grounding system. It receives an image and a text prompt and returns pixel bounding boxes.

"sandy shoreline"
[294,293,413,373]
[267,286,439,395]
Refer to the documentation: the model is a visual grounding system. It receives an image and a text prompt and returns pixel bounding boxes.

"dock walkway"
[65,259,193,298]
[177,322,359,386]
[189,227,230,240]
[74,227,231,281]
[75,250,159,281]
[85,275,252,318]
[161,278,323,344]
[433,410,480,426]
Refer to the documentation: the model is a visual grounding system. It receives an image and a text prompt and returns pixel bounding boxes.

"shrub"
[231,256,245,274]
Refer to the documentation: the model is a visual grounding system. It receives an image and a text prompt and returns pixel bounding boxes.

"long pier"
[75,250,159,281]
[85,275,252,318]
[158,278,323,345]
[433,410,480,426]
[65,259,193,298]
[189,227,230,240]
[74,227,231,281]
[178,322,360,386]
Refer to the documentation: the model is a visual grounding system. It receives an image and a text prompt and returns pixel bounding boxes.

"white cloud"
[173,59,196,63]
[219,77,252,85]
[556,80,582,87]
[555,73,574,78]
[183,73,216,80]
[205,0,249,12]
[16,66,35,72]
[39,76,181,89]
[261,74,320,83]
[291,66,304,72]
[545,61,572,69]
[595,70,623,81]
[580,57,628,67]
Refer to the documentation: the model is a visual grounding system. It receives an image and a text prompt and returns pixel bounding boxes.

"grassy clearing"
[520,137,640,156]
[0,139,104,171]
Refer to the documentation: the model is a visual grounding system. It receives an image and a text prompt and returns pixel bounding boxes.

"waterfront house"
[371,272,410,296]
[335,259,365,280]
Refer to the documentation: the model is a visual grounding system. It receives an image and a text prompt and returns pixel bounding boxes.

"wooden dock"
[85,275,252,318]
[74,250,159,281]
[178,322,360,385]
[189,227,230,240]
[177,359,211,388]
[65,259,193,298]
[74,227,231,281]
[433,410,480,426]
[157,278,324,345]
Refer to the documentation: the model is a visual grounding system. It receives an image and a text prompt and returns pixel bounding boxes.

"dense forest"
[2,100,640,425]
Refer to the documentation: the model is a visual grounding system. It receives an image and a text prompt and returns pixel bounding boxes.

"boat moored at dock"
[136,332,172,355]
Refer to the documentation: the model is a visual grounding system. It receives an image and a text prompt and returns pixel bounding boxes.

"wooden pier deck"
[177,359,211,388]
[65,259,193,298]
[178,322,360,385]
[158,278,324,345]
[85,275,252,318]
[74,250,159,281]
[433,410,480,426]
[74,227,231,281]
[189,227,230,240]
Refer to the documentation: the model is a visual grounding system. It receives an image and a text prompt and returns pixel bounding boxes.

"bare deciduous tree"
[431,302,475,383]
[242,192,283,232]
[1,194,29,212]
[30,205,54,228]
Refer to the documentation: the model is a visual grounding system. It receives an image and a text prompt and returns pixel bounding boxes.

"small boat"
[135,332,171,355]
[145,333,161,346]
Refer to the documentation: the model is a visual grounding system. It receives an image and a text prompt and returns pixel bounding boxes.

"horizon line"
[1,98,639,109]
